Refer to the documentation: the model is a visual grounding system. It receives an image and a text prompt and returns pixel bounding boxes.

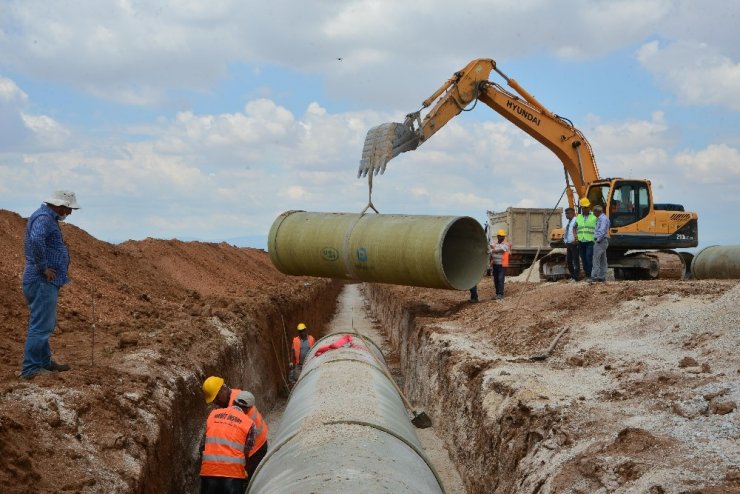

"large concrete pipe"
[691,245,740,279]
[268,211,488,290]
[247,333,445,494]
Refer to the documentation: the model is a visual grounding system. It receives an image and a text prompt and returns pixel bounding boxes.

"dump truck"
[485,207,562,276]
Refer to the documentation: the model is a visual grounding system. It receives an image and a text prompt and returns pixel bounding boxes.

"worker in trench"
[202,377,269,479]
[289,322,315,383]
[199,391,256,494]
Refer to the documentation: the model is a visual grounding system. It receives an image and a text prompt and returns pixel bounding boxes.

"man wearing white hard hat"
[19,191,80,379]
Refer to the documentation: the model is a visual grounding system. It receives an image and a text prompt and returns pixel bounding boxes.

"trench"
[143,274,566,493]
[138,279,344,493]
[262,283,466,493]
[364,284,562,494]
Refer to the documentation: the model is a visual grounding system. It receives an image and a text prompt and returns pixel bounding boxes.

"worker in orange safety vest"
[289,322,315,383]
[200,391,256,494]
[201,377,269,479]
[236,391,269,479]
[202,376,239,408]
[490,229,511,300]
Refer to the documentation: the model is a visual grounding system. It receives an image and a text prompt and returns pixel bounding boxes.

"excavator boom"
[358,57,699,280]
[358,58,600,205]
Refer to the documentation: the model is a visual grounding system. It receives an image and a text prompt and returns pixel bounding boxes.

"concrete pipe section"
[268,210,488,290]
[247,332,445,494]
[692,245,740,279]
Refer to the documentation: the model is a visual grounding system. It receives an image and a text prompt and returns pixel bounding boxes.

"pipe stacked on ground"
[247,333,445,494]
[691,245,740,279]
[268,211,488,290]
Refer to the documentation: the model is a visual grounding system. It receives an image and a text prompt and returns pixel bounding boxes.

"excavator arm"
[358,58,601,207]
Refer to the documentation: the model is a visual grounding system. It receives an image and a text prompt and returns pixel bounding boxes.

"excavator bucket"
[358,121,421,177]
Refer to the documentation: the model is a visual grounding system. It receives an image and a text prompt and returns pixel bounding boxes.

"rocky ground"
[365,278,740,493]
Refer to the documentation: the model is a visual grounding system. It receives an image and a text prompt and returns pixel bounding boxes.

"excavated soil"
[365,279,740,493]
[0,209,342,493]
[2,206,739,493]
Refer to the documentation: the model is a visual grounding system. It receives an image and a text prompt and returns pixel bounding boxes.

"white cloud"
[637,40,740,111]
[0,0,681,107]
[0,75,68,149]
[675,144,740,186]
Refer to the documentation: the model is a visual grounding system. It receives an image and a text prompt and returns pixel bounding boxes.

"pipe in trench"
[691,245,740,279]
[247,332,445,494]
[268,210,488,290]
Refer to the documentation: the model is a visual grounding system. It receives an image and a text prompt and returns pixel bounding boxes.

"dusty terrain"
[1,206,738,493]
[365,279,740,493]
[0,209,341,493]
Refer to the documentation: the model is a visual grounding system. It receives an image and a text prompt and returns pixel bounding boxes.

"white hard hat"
[45,190,80,209]
[234,391,255,408]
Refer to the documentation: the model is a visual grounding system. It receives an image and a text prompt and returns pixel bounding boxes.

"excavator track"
[629,250,687,280]
[539,249,687,281]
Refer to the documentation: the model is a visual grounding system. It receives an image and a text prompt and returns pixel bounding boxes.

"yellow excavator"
[359,58,698,279]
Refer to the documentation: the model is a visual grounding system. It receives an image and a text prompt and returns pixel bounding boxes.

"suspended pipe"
[691,245,740,280]
[247,332,445,494]
[268,211,488,290]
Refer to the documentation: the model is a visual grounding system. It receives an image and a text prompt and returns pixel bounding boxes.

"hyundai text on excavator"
[358,58,698,280]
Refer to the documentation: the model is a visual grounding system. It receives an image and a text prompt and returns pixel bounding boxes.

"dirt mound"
[366,276,740,493]
[0,209,336,492]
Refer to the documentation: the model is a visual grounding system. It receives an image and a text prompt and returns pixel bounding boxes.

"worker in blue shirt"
[590,205,611,282]
[563,207,580,282]
[19,191,80,379]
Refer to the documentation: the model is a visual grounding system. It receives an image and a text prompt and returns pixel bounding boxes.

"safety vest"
[227,388,241,407]
[576,213,597,242]
[200,406,254,479]
[292,335,315,365]
[247,406,268,456]
[491,240,511,267]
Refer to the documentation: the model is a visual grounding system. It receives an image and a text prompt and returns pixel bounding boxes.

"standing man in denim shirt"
[590,205,611,282]
[19,190,80,379]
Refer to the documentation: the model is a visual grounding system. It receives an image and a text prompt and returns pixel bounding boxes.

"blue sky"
[1,0,739,250]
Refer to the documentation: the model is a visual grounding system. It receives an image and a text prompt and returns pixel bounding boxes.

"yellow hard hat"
[297,323,307,331]
[579,198,591,207]
[496,229,507,237]
[202,376,224,404]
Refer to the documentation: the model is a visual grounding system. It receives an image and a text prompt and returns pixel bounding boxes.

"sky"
[1,0,739,250]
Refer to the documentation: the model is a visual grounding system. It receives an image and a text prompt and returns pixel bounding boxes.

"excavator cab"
[584,179,697,252]
[586,179,651,228]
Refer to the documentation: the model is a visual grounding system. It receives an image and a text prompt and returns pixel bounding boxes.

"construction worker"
[19,190,80,379]
[563,207,580,282]
[237,391,269,479]
[202,376,239,407]
[289,323,315,383]
[200,391,256,494]
[590,205,611,282]
[201,378,269,480]
[490,229,511,300]
[575,198,597,281]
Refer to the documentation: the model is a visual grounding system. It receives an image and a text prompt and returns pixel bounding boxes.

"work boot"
[17,368,53,380]
[46,361,71,372]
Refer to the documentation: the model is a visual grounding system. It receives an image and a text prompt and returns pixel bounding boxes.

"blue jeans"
[578,241,594,279]
[492,265,506,296]
[21,280,59,376]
